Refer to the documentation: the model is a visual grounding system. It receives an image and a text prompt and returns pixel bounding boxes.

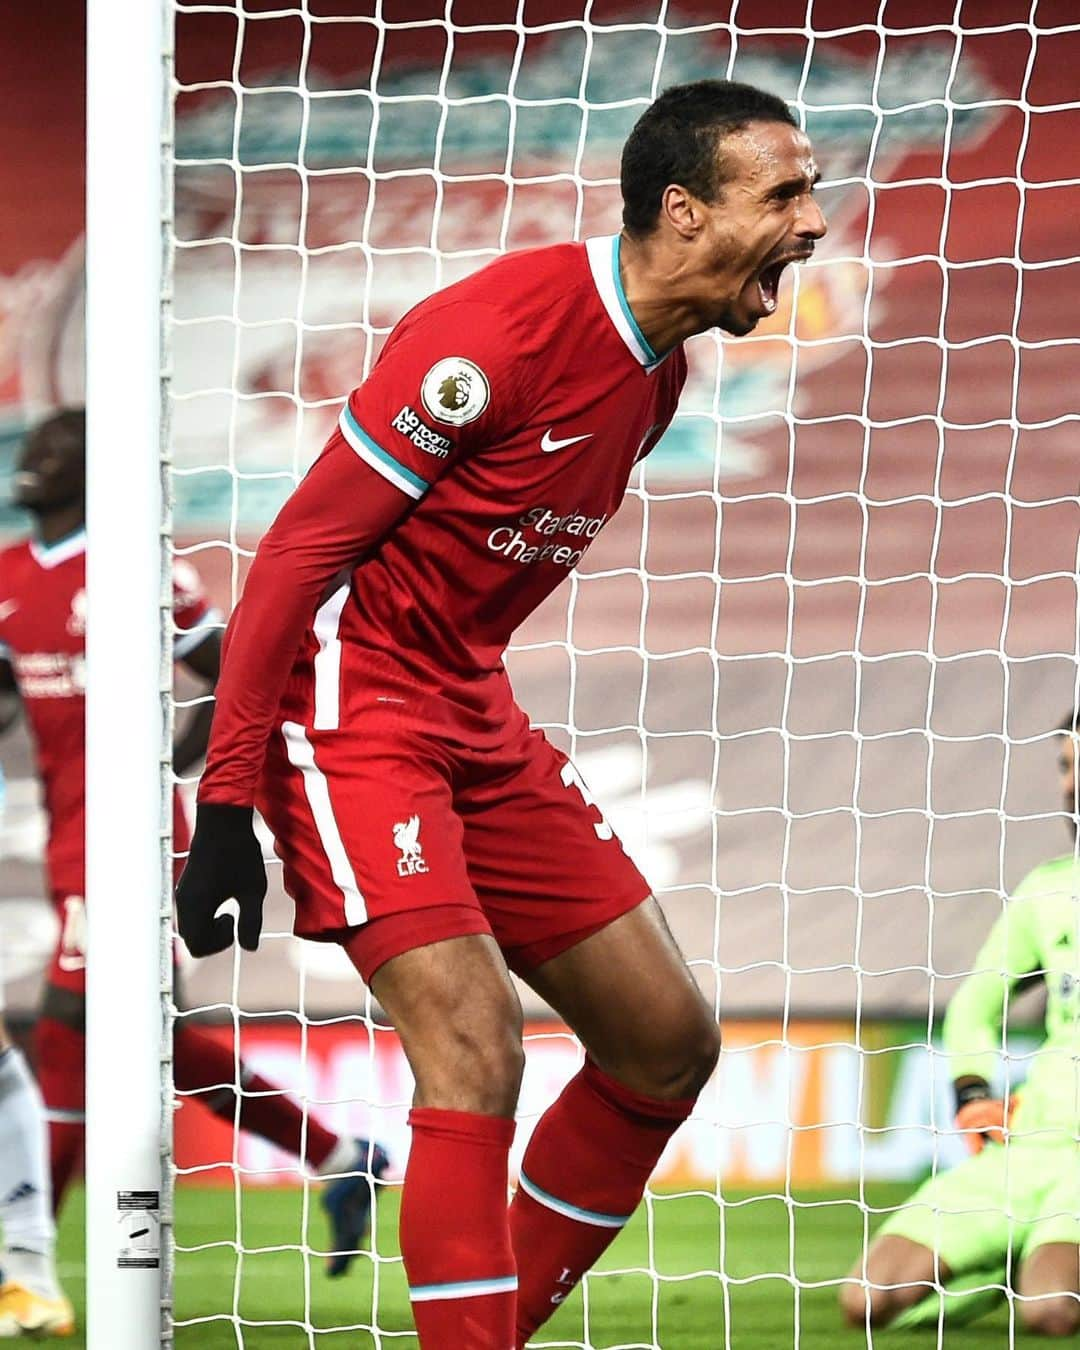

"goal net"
[164,2,1080,1345]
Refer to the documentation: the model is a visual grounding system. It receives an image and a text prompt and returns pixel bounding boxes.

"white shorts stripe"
[281,720,367,925]
[312,584,349,731]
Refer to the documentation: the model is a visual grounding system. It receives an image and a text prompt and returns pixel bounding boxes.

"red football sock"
[34,1015,86,1212]
[401,1107,517,1348]
[510,1060,695,1343]
[173,1024,337,1169]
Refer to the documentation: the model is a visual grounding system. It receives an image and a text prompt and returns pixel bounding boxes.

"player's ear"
[660,183,703,240]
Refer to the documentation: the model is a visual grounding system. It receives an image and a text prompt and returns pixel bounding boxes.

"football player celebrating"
[0,411,388,1304]
[178,79,825,1347]
[841,714,1080,1337]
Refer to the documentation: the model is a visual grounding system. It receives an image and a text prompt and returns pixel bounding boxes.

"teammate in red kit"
[0,410,388,1285]
[178,80,826,1346]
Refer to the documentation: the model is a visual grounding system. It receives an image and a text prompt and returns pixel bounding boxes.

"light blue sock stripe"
[611,235,659,365]
[409,1274,518,1303]
[340,405,431,496]
[518,1170,631,1229]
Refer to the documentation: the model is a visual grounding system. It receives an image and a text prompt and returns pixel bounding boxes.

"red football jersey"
[201,235,687,803]
[337,234,686,676]
[0,529,218,892]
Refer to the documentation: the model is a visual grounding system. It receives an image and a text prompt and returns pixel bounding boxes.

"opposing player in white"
[0,982,73,1336]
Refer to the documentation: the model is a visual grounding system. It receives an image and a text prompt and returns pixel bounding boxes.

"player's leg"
[505,899,720,1342]
[0,1006,73,1335]
[172,1019,390,1277]
[839,1234,954,1327]
[173,781,391,1276]
[456,728,718,1342]
[841,1148,1011,1329]
[260,719,520,1344]
[889,1262,1008,1330]
[174,1017,362,1171]
[172,789,348,1166]
[363,932,524,1349]
[1015,1154,1080,1336]
[1016,1245,1080,1336]
[35,896,89,1213]
[520,897,719,1099]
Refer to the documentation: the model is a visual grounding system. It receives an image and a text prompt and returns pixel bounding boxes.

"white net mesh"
[166,3,1080,1346]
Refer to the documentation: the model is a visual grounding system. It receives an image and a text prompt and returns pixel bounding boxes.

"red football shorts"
[257,703,650,983]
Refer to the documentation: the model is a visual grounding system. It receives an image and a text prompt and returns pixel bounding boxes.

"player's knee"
[839,1280,869,1327]
[1020,1294,1080,1337]
[415,996,525,1116]
[642,1011,721,1101]
[839,1283,903,1329]
[446,1022,525,1115]
[693,1016,722,1087]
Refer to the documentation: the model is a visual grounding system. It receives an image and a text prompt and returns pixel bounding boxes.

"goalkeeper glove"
[176,803,267,957]
[954,1079,1016,1153]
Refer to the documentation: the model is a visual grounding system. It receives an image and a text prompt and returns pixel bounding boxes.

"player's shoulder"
[0,536,32,565]
[405,241,589,338]
[0,537,34,586]
[473,239,587,293]
[1012,853,1079,904]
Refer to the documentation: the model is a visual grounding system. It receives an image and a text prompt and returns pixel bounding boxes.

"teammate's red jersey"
[0,529,218,894]
[201,235,687,804]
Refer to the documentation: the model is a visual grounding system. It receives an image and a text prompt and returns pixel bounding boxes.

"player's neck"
[617,231,722,355]
[33,504,86,548]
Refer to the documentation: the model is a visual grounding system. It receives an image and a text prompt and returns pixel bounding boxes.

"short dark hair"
[30,407,85,449]
[620,79,798,237]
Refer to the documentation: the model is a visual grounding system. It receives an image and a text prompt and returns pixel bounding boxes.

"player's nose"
[798,195,827,241]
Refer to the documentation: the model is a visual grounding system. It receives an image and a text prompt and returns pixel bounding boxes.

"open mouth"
[755,251,812,316]
[756,259,787,314]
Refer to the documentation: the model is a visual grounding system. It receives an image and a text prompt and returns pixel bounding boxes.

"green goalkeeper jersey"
[943,853,1080,1142]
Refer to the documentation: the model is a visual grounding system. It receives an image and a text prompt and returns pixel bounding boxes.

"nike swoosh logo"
[0,600,17,621]
[541,429,593,453]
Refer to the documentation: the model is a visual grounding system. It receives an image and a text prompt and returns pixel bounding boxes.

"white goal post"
[85,1,169,1346]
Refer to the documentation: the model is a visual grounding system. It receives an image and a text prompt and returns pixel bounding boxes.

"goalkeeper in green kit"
[841,713,1080,1337]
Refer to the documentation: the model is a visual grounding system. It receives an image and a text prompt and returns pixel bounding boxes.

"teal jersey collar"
[585,234,667,372]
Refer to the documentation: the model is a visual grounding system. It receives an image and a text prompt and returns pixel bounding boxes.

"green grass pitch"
[54,1183,1047,1346]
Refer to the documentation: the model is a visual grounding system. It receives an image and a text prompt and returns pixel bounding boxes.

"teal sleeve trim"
[340,405,431,497]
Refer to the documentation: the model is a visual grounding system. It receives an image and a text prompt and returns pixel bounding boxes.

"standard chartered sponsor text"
[486,504,608,568]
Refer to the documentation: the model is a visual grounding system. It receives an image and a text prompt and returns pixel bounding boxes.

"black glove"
[176,803,267,957]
